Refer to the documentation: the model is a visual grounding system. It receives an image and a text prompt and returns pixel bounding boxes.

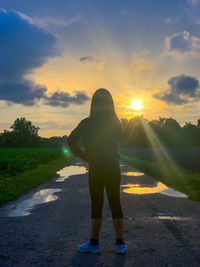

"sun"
[131,100,143,111]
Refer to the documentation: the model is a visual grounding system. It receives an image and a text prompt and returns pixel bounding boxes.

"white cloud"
[16,11,80,31]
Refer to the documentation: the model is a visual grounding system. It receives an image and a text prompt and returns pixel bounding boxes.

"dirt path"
[0,158,200,267]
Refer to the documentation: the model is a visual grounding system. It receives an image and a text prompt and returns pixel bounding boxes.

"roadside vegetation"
[0,148,73,206]
[120,154,200,201]
[0,147,70,178]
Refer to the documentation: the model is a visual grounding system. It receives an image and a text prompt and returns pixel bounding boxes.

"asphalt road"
[0,157,200,267]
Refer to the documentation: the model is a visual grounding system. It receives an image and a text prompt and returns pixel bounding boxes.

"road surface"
[0,157,200,266]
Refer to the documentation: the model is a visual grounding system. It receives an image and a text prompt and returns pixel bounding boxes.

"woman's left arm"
[113,118,132,145]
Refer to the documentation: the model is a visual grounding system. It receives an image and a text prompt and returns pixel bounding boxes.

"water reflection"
[121,182,188,198]
[8,189,61,217]
[157,215,190,220]
[56,165,87,182]
[122,171,145,176]
[161,187,188,198]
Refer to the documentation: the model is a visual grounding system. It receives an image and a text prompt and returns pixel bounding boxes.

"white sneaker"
[77,240,101,254]
[116,243,127,254]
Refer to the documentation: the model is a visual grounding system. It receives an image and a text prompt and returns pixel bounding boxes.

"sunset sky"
[0,0,200,137]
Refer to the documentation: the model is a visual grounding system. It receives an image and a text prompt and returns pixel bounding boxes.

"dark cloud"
[0,10,90,107]
[0,81,46,106]
[79,56,105,69]
[80,56,93,62]
[168,75,199,97]
[0,10,54,105]
[43,91,90,107]
[153,74,200,105]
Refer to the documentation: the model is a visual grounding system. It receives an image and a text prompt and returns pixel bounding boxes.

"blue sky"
[0,0,200,136]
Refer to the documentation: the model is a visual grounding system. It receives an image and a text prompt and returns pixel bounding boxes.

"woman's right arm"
[67,120,89,162]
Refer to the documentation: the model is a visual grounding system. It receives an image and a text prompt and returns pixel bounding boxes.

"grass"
[0,148,74,206]
[120,154,200,201]
[0,147,68,178]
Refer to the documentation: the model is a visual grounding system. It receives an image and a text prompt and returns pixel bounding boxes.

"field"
[0,147,71,178]
[0,148,73,205]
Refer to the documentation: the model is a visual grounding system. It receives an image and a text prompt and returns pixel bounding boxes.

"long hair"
[89,88,120,130]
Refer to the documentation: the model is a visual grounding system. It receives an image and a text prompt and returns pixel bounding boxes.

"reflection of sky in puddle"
[121,182,188,198]
[8,189,61,217]
[122,171,145,176]
[56,165,87,182]
[157,215,190,220]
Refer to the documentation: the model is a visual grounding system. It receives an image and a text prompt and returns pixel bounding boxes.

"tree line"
[0,117,67,147]
[121,116,200,147]
[0,116,200,148]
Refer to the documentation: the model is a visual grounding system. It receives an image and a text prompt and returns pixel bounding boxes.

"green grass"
[0,147,70,178]
[0,147,74,206]
[120,154,200,201]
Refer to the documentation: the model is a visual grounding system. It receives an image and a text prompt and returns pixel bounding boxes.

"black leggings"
[88,160,123,219]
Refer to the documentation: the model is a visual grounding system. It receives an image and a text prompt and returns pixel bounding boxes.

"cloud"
[79,56,105,69]
[16,11,80,31]
[0,10,56,105]
[0,81,47,106]
[164,30,200,60]
[0,10,90,108]
[43,90,90,107]
[153,74,200,105]
[129,55,153,70]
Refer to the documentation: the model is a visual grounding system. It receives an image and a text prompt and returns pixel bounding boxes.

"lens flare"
[131,100,143,110]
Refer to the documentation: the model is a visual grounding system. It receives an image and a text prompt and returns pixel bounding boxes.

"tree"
[183,122,196,129]
[197,119,200,128]
[10,117,40,146]
[1,117,40,147]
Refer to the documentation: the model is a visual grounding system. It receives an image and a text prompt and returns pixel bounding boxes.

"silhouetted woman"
[67,88,132,254]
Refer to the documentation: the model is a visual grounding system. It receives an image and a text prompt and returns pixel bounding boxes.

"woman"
[67,88,132,254]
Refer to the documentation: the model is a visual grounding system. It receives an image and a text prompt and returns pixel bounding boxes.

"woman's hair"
[89,88,120,128]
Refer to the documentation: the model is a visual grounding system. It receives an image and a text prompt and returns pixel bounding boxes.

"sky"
[0,0,200,137]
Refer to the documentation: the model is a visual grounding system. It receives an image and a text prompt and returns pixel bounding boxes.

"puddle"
[121,182,188,198]
[122,171,145,176]
[56,165,87,182]
[157,215,190,220]
[161,188,188,198]
[8,189,61,217]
